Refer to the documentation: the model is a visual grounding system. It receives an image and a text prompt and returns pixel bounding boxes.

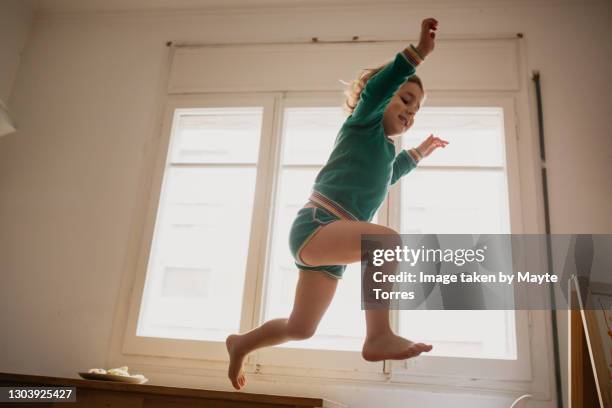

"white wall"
[0,1,610,407]
[0,0,35,104]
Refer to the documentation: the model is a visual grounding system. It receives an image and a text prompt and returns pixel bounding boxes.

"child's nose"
[405,104,416,113]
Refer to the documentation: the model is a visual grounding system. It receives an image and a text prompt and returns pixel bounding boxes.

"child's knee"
[286,321,316,340]
[365,227,403,257]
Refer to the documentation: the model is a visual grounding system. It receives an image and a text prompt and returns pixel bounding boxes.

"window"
[388,97,530,380]
[400,107,510,234]
[398,107,515,361]
[254,97,381,372]
[263,106,367,353]
[114,39,545,394]
[130,92,528,381]
[137,107,263,343]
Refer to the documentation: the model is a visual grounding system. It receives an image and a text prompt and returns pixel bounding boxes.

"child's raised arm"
[413,18,438,60]
[350,18,438,124]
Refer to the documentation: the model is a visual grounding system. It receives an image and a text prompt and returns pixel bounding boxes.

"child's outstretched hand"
[416,134,448,158]
[416,18,438,59]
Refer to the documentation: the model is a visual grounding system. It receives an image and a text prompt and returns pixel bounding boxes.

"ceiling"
[35,0,404,13]
[34,0,589,14]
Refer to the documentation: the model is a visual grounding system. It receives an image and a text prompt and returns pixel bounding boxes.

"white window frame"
[122,92,280,362]
[108,39,554,398]
[117,91,552,394]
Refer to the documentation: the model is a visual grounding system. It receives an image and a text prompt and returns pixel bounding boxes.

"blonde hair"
[343,62,424,115]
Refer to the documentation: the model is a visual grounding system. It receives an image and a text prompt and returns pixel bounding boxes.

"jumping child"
[227,17,448,390]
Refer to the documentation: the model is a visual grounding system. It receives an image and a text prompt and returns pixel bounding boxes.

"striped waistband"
[308,191,359,221]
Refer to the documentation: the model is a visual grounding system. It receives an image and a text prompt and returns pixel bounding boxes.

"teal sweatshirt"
[310,51,420,222]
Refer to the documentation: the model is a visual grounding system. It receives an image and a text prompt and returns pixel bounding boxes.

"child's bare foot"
[226,334,247,390]
[362,332,432,362]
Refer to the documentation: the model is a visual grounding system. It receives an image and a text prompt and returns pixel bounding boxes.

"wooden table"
[0,372,324,407]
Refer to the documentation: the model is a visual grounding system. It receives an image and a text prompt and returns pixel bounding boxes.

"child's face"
[382,81,424,137]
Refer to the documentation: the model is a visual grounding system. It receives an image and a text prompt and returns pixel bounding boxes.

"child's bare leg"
[226,270,337,390]
[300,219,433,361]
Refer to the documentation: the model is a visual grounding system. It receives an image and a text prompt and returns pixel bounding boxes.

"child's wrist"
[403,45,425,66]
[414,146,424,160]
[407,148,423,164]
[412,44,427,60]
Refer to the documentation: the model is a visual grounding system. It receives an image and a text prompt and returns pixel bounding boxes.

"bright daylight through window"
[137,103,516,361]
[137,107,263,342]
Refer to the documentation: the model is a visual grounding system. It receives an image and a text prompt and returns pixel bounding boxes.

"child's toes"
[419,343,433,352]
[406,345,421,358]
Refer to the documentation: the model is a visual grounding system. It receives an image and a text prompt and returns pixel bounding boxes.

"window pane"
[398,106,516,360]
[401,170,510,234]
[400,310,517,360]
[265,106,376,351]
[404,107,505,167]
[282,107,345,165]
[170,108,262,164]
[137,108,262,342]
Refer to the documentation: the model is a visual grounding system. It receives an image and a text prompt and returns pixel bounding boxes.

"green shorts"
[288,206,347,279]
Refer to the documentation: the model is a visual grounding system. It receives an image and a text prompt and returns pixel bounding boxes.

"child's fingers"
[426,134,445,146]
[431,139,448,149]
[432,136,449,145]
[421,18,438,36]
[422,18,438,30]
[417,134,448,157]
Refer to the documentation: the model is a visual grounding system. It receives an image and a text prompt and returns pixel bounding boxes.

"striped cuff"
[407,148,422,164]
[402,44,425,67]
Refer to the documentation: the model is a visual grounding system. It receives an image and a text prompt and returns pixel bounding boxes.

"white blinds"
[167,39,520,94]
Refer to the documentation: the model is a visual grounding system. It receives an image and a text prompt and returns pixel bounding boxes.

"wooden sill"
[0,372,324,407]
